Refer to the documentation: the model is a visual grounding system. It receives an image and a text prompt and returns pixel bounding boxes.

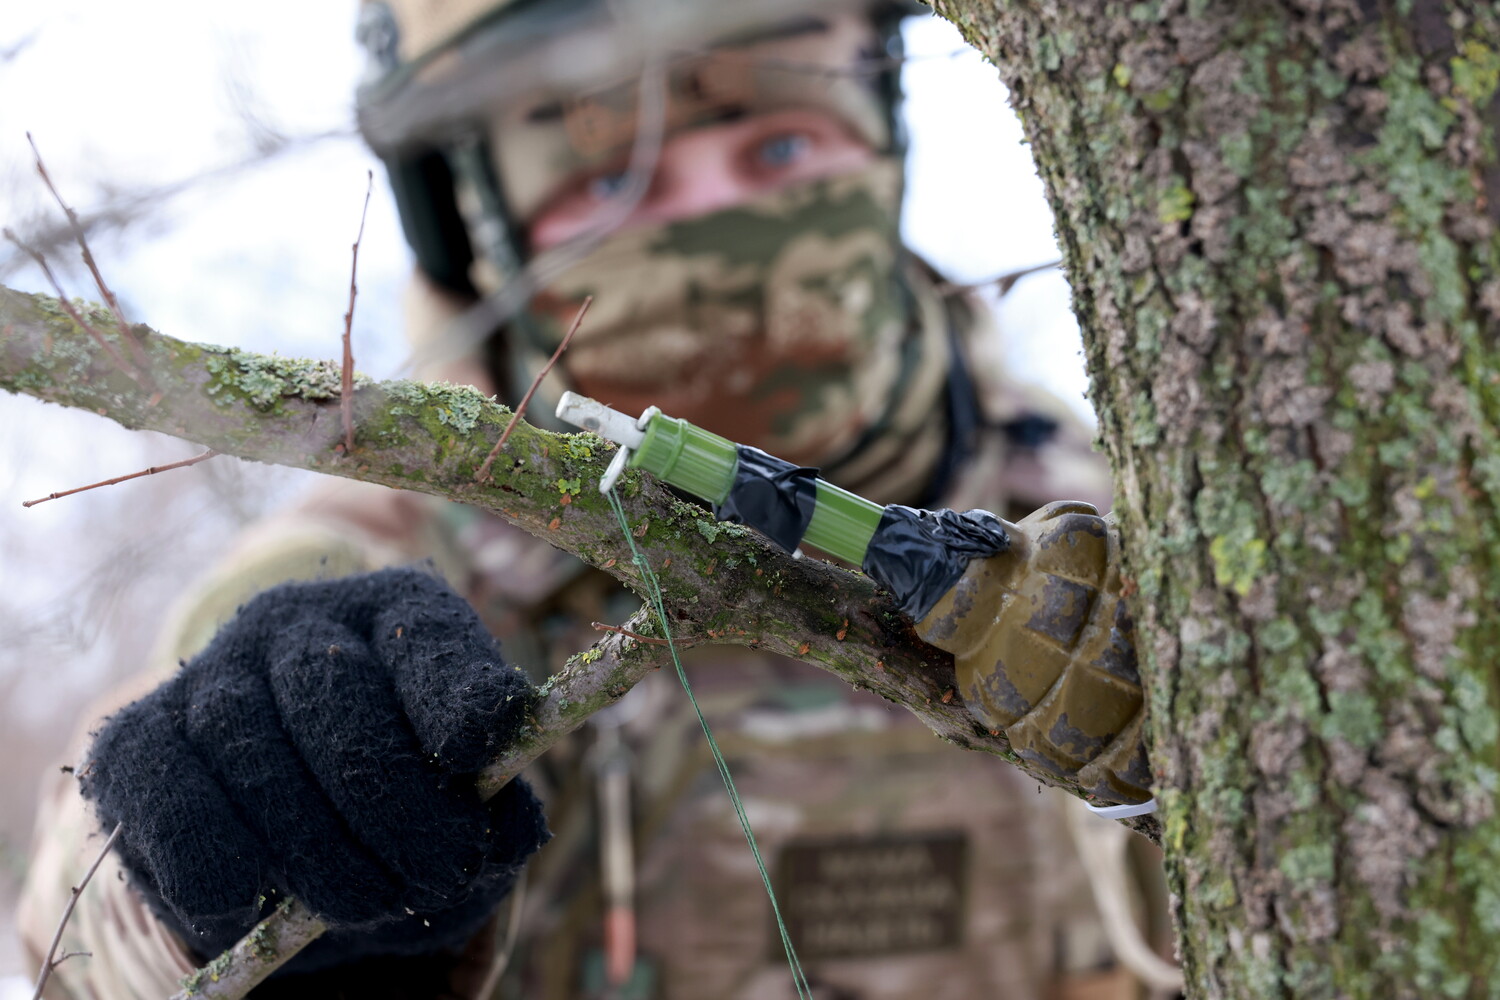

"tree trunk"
[933,0,1500,996]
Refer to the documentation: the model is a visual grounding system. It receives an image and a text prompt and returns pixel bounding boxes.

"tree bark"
[934,0,1500,996]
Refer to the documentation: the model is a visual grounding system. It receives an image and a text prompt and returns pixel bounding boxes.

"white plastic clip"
[600,448,631,494]
[1084,797,1158,820]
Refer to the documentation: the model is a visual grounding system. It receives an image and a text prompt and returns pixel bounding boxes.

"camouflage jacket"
[19,284,1169,1000]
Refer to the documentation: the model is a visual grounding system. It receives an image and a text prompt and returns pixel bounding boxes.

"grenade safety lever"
[556,392,1153,813]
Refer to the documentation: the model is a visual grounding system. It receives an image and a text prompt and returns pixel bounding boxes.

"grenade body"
[915,501,1151,805]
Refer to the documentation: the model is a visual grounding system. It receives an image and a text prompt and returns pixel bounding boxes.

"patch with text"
[773,830,968,961]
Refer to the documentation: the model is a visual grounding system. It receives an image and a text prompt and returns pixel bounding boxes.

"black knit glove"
[80,567,549,972]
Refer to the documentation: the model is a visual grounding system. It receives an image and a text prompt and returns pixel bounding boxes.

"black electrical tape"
[712,445,820,553]
[862,506,1010,621]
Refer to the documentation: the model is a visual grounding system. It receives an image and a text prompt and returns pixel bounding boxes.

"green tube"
[627,412,883,565]
[629,413,738,506]
[803,482,883,566]
[556,393,1011,630]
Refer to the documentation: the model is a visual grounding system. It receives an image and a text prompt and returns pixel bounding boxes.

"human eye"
[755,132,812,170]
[586,169,631,201]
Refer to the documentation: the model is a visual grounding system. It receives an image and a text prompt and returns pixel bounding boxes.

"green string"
[605,487,813,1000]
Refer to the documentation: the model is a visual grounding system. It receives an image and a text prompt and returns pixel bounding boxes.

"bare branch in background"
[30,821,121,1000]
[475,295,592,482]
[0,128,350,283]
[219,39,291,158]
[27,133,151,376]
[935,258,1065,298]
[21,449,217,508]
[2,228,145,384]
[0,30,38,64]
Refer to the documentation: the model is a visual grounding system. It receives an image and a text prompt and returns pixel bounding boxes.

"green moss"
[1157,178,1196,224]
[178,949,235,993]
[1451,40,1500,104]
[1323,689,1383,748]
[1306,603,1345,638]
[379,380,507,462]
[202,350,351,412]
[1129,395,1161,446]
[1408,911,1471,998]
[1279,842,1335,886]
[1142,86,1179,113]
[1261,458,1319,512]
[1453,671,1499,752]
[1282,767,1321,812]
[562,434,597,460]
[432,392,484,433]
[1209,532,1267,596]
[1269,666,1321,719]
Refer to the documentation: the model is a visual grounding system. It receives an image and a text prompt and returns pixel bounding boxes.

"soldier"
[20,1,1174,997]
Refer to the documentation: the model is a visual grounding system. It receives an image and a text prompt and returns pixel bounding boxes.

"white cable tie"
[1085,797,1158,820]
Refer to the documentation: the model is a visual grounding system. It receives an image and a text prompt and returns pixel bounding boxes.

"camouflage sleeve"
[17,478,470,1000]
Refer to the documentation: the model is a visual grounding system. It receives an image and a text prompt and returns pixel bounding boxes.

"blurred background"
[0,2,1090,989]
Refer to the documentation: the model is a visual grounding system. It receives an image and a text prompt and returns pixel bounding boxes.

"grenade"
[555,394,1152,806]
[914,501,1151,806]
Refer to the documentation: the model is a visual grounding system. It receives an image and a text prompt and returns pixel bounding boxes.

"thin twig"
[474,295,592,482]
[32,821,122,1000]
[471,870,527,1000]
[340,171,374,457]
[22,449,217,508]
[936,258,1065,298]
[0,128,348,284]
[3,229,142,382]
[591,621,674,646]
[27,133,152,377]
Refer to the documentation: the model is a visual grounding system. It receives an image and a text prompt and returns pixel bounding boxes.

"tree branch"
[0,283,1158,993]
[2,282,1046,769]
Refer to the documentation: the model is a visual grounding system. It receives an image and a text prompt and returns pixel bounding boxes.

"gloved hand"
[80,567,549,972]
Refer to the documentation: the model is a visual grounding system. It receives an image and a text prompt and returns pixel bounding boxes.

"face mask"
[505,159,926,467]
